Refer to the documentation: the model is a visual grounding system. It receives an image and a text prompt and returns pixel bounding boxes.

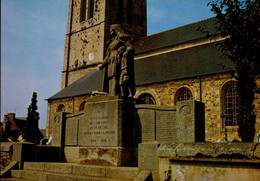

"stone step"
[0,178,30,181]
[11,169,134,181]
[22,162,138,180]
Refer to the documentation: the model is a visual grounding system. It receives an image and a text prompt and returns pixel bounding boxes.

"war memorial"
[1,0,260,180]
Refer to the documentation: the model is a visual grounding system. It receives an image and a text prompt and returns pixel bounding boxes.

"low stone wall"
[156,142,260,181]
[0,142,13,171]
[0,151,11,171]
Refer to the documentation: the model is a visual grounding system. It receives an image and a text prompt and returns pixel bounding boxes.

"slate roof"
[47,18,233,100]
[133,17,218,54]
[16,117,26,121]
[14,118,26,132]
[47,70,103,100]
[135,43,233,85]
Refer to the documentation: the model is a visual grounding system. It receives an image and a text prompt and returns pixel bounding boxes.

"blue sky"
[1,0,214,128]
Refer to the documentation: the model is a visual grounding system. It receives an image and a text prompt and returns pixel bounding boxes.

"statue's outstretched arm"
[98,48,110,70]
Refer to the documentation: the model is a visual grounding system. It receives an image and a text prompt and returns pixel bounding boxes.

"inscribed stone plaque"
[177,103,194,143]
[136,109,155,143]
[65,114,83,146]
[176,100,206,143]
[78,99,122,147]
[156,111,177,142]
[52,112,63,146]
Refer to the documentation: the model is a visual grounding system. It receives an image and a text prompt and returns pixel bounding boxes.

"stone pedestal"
[12,142,36,169]
[64,147,135,166]
[65,96,135,166]
[138,141,160,172]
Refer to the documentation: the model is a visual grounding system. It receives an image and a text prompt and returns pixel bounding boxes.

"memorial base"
[61,96,136,166]
[79,96,135,147]
[64,147,136,166]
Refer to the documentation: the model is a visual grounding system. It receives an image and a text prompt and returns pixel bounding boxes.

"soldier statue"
[99,24,135,97]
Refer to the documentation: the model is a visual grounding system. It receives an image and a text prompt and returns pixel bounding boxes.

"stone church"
[46,0,260,142]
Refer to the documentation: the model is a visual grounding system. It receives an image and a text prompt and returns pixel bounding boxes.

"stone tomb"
[64,96,135,166]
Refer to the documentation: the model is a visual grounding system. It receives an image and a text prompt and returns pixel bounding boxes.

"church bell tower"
[61,0,147,89]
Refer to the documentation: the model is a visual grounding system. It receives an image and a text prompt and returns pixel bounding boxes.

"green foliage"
[208,0,260,141]
[24,92,43,144]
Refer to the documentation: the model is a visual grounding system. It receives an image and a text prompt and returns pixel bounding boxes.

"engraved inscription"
[179,105,191,116]
[54,115,60,123]
[177,103,194,143]
[79,100,119,146]
[65,117,80,146]
[137,109,155,142]
[84,116,115,139]
[156,111,177,142]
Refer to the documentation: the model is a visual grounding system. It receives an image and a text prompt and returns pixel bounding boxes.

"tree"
[207,0,260,142]
[24,92,43,144]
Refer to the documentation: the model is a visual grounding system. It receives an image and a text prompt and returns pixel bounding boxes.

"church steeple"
[61,0,147,89]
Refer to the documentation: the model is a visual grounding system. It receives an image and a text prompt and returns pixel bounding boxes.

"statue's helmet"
[110,24,125,36]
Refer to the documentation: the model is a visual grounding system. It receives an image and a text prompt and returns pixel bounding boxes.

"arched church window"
[176,87,193,102]
[56,104,65,112]
[136,93,156,105]
[223,82,238,126]
[80,0,87,22]
[79,101,86,112]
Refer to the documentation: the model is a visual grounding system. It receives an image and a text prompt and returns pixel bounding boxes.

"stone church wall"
[46,94,90,137]
[47,73,260,142]
[135,73,260,142]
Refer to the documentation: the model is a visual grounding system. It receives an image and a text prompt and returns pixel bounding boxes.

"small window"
[118,0,124,21]
[88,0,94,19]
[118,0,132,23]
[80,0,87,22]
[126,0,132,23]
[136,93,156,105]
[56,104,65,112]
[79,101,86,112]
[223,82,238,126]
[176,87,193,102]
